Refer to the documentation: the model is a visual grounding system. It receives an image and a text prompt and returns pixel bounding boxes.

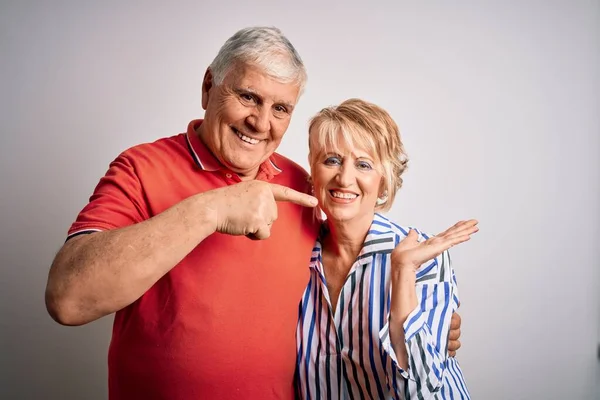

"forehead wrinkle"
[224,61,298,102]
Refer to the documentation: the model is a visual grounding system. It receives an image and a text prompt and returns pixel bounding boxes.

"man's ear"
[201,68,213,110]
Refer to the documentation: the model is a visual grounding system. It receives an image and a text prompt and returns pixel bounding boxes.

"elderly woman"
[296,99,478,399]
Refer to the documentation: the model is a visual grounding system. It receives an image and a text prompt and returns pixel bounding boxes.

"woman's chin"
[323,209,345,223]
[323,209,369,225]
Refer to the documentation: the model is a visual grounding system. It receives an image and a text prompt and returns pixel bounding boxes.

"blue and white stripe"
[296,213,470,399]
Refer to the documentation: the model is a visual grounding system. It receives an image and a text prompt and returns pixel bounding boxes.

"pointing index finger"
[269,183,318,207]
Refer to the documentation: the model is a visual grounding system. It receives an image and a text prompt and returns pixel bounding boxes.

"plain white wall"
[1,1,599,399]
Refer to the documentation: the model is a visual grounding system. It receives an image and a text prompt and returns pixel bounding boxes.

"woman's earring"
[306,176,315,195]
[376,192,388,206]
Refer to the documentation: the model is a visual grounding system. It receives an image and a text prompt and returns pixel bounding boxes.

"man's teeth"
[235,130,260,145]
[331,191,358,199]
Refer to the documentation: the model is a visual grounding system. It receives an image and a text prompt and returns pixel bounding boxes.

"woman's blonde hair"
[308,98,409,211]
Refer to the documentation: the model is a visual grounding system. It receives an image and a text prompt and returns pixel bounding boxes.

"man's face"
[198,63,300,180]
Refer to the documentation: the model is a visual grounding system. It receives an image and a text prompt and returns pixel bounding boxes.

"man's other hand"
[448,312,462,357]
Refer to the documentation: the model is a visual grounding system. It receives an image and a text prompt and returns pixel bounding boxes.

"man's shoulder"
[121,134,185,157]
[115,134,188,167]
[271,152,309,177]
[270,152,310,192]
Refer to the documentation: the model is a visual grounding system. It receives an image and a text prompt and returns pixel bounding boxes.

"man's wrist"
[189,192,219,236]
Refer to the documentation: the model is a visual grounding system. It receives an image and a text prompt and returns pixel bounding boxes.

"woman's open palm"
[391,219,479,271]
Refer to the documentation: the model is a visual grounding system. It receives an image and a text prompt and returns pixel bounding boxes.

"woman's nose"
[335,163,354,187]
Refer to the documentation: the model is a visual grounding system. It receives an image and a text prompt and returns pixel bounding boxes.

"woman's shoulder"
[372,213,431,241]
[374,214,454,283]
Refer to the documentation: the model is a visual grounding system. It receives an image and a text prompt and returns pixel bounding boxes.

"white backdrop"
[1,1,599,399]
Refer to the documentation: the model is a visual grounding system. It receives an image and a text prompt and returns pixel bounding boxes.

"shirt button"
[225,173,232,179]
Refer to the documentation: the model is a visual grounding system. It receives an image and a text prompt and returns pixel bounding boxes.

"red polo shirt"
[68,120,319,399]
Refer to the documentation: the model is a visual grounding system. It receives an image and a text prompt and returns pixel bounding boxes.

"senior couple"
[46,26,477,399]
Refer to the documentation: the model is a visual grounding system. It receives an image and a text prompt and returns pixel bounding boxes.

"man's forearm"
[45,193,217,326]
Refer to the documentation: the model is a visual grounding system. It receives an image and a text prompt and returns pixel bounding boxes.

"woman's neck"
[322,212,375,268]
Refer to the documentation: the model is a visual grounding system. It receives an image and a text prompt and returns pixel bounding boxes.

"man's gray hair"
[210,26,307,93]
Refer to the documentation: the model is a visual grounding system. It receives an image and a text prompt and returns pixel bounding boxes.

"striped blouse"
[295,213,470,399]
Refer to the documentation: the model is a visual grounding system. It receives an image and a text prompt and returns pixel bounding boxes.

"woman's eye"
[357,161,372,170]
[324,157,341,165]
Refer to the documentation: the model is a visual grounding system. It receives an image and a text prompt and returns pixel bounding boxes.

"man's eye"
[274,105,288,114]
[240,93,255,102]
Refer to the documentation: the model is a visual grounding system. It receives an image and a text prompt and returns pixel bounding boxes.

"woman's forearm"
[388,267,418,370]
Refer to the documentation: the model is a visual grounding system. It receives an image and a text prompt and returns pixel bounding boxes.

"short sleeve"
[67,154,149,239]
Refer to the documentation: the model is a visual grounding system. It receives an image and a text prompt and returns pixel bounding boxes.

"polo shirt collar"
[185,119,283,178]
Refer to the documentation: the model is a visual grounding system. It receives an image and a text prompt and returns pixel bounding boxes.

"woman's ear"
[376,177,389,207]
[379,177,387,197]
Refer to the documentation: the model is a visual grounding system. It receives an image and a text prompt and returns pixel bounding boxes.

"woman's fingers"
[436,219,472,236]
[435,220,478,241]
[428,229,477,252]
[440,226,479,242]
[417,223,478,258]
[393,219,479,269]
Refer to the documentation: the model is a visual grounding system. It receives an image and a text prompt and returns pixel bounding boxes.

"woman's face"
[310,134,384,225]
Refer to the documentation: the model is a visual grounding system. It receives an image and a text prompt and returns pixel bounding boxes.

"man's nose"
[247,106,271,133]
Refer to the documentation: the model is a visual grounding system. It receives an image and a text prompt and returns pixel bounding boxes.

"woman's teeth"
[331,191,358,199]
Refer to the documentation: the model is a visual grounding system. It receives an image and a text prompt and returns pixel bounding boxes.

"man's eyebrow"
[280,102,295,111]
[233,87,295,110]
[232,87,260,97]
[271,96,295,110]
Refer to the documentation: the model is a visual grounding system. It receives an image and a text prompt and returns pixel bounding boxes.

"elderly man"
[45,27,462,399]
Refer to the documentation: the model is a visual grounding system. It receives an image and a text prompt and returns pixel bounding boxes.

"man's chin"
[224,163,262,180]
